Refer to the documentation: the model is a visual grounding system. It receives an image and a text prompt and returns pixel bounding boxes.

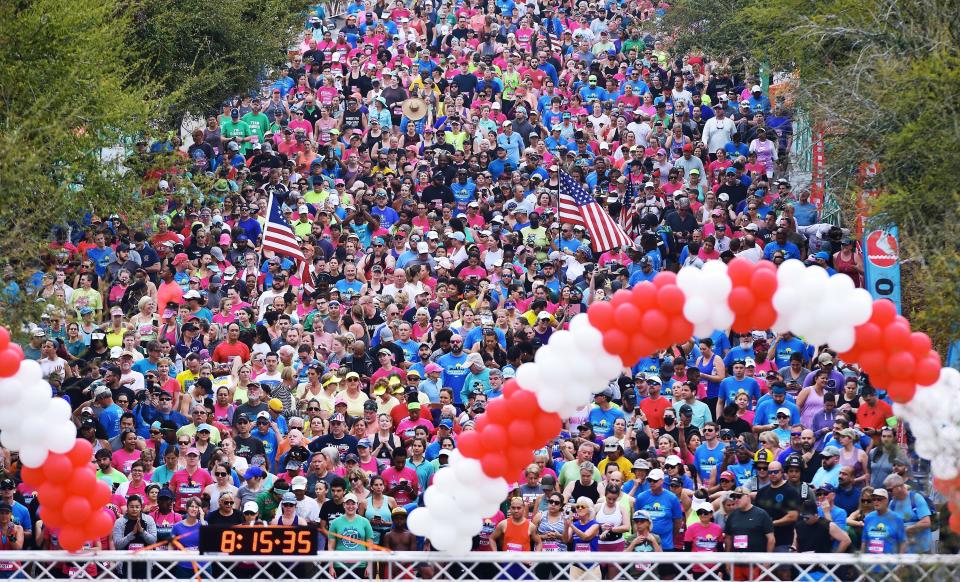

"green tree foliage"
[0,0,159,330]
[666,0,960,346]
[125,0,312,124]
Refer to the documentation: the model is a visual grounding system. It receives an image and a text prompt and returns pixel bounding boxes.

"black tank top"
[571,480,600,504]
[343,110,362,131]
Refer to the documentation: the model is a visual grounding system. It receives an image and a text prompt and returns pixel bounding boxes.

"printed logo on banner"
[865,230,899,268]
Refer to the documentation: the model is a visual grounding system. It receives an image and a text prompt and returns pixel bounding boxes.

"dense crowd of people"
[0,0,944,579]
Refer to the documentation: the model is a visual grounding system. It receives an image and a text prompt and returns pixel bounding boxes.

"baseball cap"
[821,445,841,458]
[330,413,346,423]
[646,468,665,481]
[603,437,619,452]
[242,501,259,513]
[664,455,682,467]
[872,488,889,499]
[291,476,308,491]
[776,407,792,417]
[633,459,651,470]
[343,493,359,504]
[244,467,266,480]
[632,510,652,522]
[816,483,836,494]
[719,470,736,482]
[185,447,200,456]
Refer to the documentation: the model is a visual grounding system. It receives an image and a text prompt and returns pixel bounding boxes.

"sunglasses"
[221,500,234,505]
[729,494,744,500]
[178,441,190,446]
[548,499,562,505]
[215,472,228,477]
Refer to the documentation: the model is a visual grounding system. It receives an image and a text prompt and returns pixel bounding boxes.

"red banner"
[856,162,880,238]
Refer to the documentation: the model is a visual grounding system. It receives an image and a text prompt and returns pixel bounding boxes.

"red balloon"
[501,379,521,399]
[20,465,45,487]
[728,288,755,315]
[0,349,21,377]
[457,431,484,459]
[38,482,67,508]
[610,289,633,309]
[751,268,779,298]
[533,413,562,441]
[70,467,97,498]
[628,335,655,361]
[630,283,657,309]
[668,318,693,342]
[508,419,537,446]
[58,526,88,552]
[887,352,916,380]
[480,453,508,479]
[614,302,642,330]
[641,310,669,339]
[915,356,942,386]
[886,381,916,404]
[485,398,511,426]
[602,329,630,358]
[871,300,897,326]
[653,271,677,288]
[857,350,887,375]
[63,496,93,526]
[42,454,74,484]
[587,301,615,331]
[39,505,65,527]
[509,390,540,419]
[749,304,778,330]
[856,323,883,349]
[481,424,508,452]
[67,439,93,468]
[85,511,115,539]
[950,513,960,533]
[656,285,686,315]
[909,333,933,357]
[505,446,534,472]
[474,416,488,433]
[0,327,9,350]
[727,258,753,286]
[89,482,111,510]
[883,322,912,352]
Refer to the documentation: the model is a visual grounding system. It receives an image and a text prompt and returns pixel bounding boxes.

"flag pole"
[260,191,274,270]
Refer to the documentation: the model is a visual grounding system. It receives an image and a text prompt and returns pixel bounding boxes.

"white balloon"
[16,360,44,384]
[407,507,431,536]
[453,458,486,487]
[0,406,20,430]
[46,421,78,454]
[19,385,52,410]
[515,363,543,392]
[0,427,22,451]
[0,378,22,407]
[428,521,459,550]
[45,396,73,422]
[682,296,709,324]
[18,444,49,468]
[431,467,458,491]
[535,387,566,414]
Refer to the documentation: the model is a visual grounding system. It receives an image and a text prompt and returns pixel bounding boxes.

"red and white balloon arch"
[407,258,960,552]
[0,329,114,551]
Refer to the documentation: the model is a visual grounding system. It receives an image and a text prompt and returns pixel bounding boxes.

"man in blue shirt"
[769,332,810,369]
[694,423,727,486]
[587,388,625,439]
[634,469,683,550]
[754,384,800,427]
[437,335,469,405]
[717,360,761,418]
[496,122,524,166]
[862,488,906,554]
[763,228,801,261]
[885,474,933,553]
[0,479,32,539]
[724,334,757,367]
[747,85,772,116]
[791,190,820,226]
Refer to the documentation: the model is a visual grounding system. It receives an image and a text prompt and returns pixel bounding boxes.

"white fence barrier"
[0,551,958,581]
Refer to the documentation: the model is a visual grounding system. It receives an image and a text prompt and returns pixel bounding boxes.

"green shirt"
[241,112,270,143]
[329,514,373,564]
[220,120,252,153]
[255,490,281,522]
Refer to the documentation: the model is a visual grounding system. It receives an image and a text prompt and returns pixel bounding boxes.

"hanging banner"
[863,226,902,314]
[809,129,826,209]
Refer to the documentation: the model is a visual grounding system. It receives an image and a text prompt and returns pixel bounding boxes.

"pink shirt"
[684,522,724,572]
[381,466,419,504]
[112,449,142,474]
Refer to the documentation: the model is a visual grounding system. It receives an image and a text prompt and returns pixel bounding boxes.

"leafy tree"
[124,0,313,126]
[0,0,160,332]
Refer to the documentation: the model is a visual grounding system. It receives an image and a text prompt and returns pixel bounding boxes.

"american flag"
[619,181,639,237]
[558,171,634,253]
[261,193,305,262]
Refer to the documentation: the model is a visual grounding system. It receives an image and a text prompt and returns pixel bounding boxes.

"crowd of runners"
[0,0,942,579]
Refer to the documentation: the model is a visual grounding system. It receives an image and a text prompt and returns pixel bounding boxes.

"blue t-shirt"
[723,346,756,367]
[98,403,124,439]
[862,511,906,554]
[587,406,626,439]
[694,441,727,483]
[335,278,364,303]
[634,489,683,548]
[888,492,932,553]
[394,339,420,363]
[771,337,810,369]
[253,427,280,472]
[718,376,761,408]
[753,399,800,426]
[437,352,469,403]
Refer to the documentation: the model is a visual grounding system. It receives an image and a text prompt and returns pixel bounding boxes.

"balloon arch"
[0,258,957,552]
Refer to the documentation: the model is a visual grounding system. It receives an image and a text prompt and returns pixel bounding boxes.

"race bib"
[542,541,560,552]
[868,539,885,554]
[733,535,748,549]
[505,543,522,552]
[128,544,144,552]
[0,562,16,571]
[574,542,591,552]
[180,485,201,496]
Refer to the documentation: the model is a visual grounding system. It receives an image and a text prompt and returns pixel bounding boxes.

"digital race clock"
[199,526,319,555]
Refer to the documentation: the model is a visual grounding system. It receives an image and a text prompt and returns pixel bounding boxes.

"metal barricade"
[0,551,958,581]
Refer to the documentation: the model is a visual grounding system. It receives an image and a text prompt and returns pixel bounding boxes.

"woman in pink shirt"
[683,502,723,575]
[697,237,721,262]
[112,430,142,474]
